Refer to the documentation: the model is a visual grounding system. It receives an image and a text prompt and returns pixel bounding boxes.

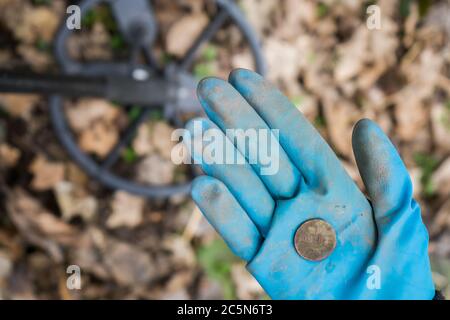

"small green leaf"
[197,239,238,299]
[194,63,215,79]
[127,106,141,121]
[314,115,326,128]
[413,152,439,197]
[202,45,218,62]
[291,95,304,107]
[122,147,138,164]
[400,0,413,18]
[316,3,329,18]
[149,110,163,121]
[110,34,125,51]
[35,38,50,52]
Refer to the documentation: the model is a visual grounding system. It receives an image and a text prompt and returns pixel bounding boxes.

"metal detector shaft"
[0,71,169,106]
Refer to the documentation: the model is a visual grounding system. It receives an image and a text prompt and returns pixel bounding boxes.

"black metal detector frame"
[0,0,266,198]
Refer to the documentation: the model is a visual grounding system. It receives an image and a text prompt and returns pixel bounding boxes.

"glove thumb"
[352,119,420,235]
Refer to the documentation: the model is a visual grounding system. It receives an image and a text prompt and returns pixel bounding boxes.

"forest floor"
[0,0,449,299]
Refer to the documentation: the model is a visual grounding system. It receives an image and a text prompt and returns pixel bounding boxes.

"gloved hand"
[184,69,435,299]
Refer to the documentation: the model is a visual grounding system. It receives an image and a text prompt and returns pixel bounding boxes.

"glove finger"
[191,175,262,261]
[184,118,275,235]
[352,119,415,229]
[352,119,433,296]
[228,68,353,193]
[197,77,301,199]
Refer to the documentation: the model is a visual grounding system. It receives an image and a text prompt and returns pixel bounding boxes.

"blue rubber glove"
[184,69,435,299]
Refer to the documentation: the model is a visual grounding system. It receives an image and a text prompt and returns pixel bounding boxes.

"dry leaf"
[0,250,12,284]
[106,191,144,229]
[323,92,360,157]
[166,13,209,57]
[79,121,118,157]
[69,99,120,157]
[231,263,264,299]
[264,38,301,94]
[394,87,429,141]
[163,235,196,268]
[0,250,12,299]
[53,181,98,222]
[66,99,119,132]
[66,163,89,187]
[334,27,369,83]
[69,228,110,281]
[0,93,39,119]
[17,44,52,71]
[136,154,175,185]
[158,271,192,299]
[431,157,450,198]
[368,16,398,67]
[430,199,450,236]
[103,240,156,287]
[402,49,444,100]
[151,121,177,160]
[0,143,20,167]
[240,0,277,36]
[132,124,154,156]
[408,167,423,198]
[14,6,58,44]
[431,102,450,153]
[66,22,112,61]
[6,188,78,262]
[231,50,254,70]
[29,155,65,191]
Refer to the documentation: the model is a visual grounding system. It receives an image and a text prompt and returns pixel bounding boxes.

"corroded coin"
[294,219,336,261]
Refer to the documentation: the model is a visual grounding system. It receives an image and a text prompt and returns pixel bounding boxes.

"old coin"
[294,219,336,261]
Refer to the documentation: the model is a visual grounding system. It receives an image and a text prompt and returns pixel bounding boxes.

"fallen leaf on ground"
[66,99,119,132]
[394,87,429,142]
[132,124,153,156]
[0,143,20,167]
[264,37,301,95]
[136,154,175,185]
[231,263,264,299]
[106,191,144,229]
[0,250,12,297]
[17,44,52,71]
[323,92,360,157]
[430,199,450,236]
[231,50,254,70]
[163,235,196,268]
[166,13,209,57]
[6,188,78,262]
[240,0,277,36]
[66,22,112,61]
[79,121,118,157]
[151,121,177,160]
[158,270,193,299]
[103,239,156,287]
[431,103,450,154]
[69,228,110,281]
[0,94,39,119]
[334,27,368,83]
[29,155,65,191]
[432,157,450,198]
[53,181,97,222]
[409,167,423,199]
[13,6,59,44]
[132,121,177,159]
